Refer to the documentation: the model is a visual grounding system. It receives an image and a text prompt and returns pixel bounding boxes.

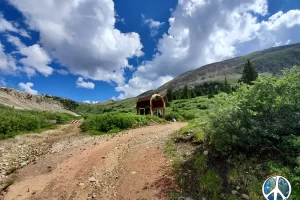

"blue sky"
[0,0,300,103]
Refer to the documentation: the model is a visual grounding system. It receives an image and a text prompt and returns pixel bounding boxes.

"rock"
[79,183,85,186]
[241,194,250,199]
[236,186,241,190]
[231,190,238,195]
[92,193,96,198]
[131,171,137,174]
[21,162,27,167]
[88,177,97,182]
[203,150,209,156]
[172,118,176,122]
[102,156,106,159]
[296,156,300,166]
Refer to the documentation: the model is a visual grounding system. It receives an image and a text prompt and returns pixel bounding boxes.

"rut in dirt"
[2,122,187,200]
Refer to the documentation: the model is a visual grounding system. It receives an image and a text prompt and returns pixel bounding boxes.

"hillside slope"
[0,87,78,115]
[140,43,300,96]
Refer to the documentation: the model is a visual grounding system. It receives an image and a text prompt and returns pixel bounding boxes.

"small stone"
[92,194,96,198]
[102,156,106,159]
[88,177,97,182]
[21,162,27,167]
[203,150,209,156]
[131,171,137,174]
[236,186,241,190]
[231,190,238,195]
[241,194,250,199]
[79,183,85,186]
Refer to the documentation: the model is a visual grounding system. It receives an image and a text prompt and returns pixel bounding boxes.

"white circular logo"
[262,176,292,200]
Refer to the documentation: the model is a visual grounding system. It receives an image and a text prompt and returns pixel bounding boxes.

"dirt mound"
[0,87,77,115]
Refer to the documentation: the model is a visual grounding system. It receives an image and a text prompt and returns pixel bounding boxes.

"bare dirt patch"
[1,122,187,200]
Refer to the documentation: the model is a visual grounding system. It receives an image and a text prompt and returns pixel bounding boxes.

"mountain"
[140,43,300,96]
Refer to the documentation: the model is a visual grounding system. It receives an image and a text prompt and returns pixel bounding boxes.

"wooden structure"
[136,94,166,119]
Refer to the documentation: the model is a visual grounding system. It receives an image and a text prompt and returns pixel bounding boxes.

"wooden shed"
[136,94,166,119]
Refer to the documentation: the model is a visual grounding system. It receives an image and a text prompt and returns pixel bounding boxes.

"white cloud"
[117,0,300,98]
[0,14,18,32]
[83,100,99,104]
[0,78,6,86]
[76,77,95,89]
[111,96,117,101]
[57,69,69,75]
[8,0,143,85]
[7,35,53,77]
[18,82,38,95]
[142,14,164,37]
[0,42,19,75]
[0,14,30,37]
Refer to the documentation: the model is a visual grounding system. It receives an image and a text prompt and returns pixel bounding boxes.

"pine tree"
[223,77,232,94]
[183,85,191,99]
[239,59,258,85]
[166,88,173,102]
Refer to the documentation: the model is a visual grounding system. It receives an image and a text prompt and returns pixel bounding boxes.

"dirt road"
[1,123,187,200]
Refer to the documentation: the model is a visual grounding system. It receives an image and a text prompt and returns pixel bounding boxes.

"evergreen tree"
[191,89,196,98]
[183,85,191,99]
[166,88,173,102]
[223,77,232,94]
[239,59,258,85]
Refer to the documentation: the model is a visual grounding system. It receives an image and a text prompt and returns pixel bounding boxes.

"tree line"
[166,59,258,102]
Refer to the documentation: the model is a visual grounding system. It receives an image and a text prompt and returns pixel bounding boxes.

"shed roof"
[137,95,152,102]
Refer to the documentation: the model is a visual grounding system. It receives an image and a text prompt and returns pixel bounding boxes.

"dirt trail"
[2,123,187,200]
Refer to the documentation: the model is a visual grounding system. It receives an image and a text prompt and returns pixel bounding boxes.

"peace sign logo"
[262,176,292,200]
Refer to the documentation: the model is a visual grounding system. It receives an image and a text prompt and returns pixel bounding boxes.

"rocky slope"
[0,87,77,115]
[140,43,300,96]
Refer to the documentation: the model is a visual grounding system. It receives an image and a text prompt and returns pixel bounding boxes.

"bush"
[182,112,197,120]
[165,112,183,121]
[0,105,76,139]
[81,113,164,134]
[206,66,300,156]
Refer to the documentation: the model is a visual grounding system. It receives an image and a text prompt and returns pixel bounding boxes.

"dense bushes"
[0,105,76,139]
[80,113,164,134]
[206,66,300,156]
[165,112,183,121]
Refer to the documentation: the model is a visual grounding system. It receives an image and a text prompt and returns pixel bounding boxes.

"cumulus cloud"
[0,14,30,37]
[8,0,143,84]
[117,0,300,99]
[76,77,95,89]
[142,14,164,37]
[7,35,53,77]
[18,82,38,95]
[0,42,19,75]
[83,100,91,103]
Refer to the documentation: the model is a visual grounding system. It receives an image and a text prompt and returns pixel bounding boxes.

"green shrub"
[0,105,76,139]
[81,113,163,134]
[182,112,197,120]
[165,112,183,121]
[206,66,300,156]
[197,104,208,110]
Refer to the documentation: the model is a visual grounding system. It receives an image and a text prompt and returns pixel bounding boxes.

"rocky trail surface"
[0,123,187,200]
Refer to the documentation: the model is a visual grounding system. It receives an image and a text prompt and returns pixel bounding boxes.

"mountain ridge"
[139,43,300,96]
